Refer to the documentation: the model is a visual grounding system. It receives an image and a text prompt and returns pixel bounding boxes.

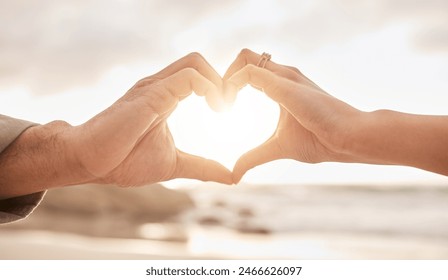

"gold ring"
[256,52,271,68]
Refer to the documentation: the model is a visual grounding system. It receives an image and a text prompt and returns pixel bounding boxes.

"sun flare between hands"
[168,86,280,171]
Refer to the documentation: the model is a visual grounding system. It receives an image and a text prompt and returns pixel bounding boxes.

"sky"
[1,0,448,186]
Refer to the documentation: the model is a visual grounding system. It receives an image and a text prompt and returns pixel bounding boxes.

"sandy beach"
[1,183,448,259]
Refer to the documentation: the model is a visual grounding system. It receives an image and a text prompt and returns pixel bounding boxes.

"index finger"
[223,49,297,81]
[141,68,220,116]
[137,53,225,111]
[224,49,325,93]
[223,49,298,103]
[226,64,294,106]
[153,52,222,89]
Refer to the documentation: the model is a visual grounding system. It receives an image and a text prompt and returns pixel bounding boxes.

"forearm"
[0,121,90,199]
[343,110,448,175]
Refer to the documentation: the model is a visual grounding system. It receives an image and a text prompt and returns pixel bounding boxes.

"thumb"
[174,150,233,184]
[232,136,284,184]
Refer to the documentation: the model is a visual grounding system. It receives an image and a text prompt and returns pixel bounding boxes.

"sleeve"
[0,114,46,224]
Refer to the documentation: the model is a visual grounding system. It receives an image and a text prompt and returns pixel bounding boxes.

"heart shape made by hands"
[168,85,280,172]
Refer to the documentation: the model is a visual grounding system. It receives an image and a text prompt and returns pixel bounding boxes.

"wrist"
[321,110,373,164]
[337,110,395,165]
[55,121,96,186]
[30,121,95,189]
[0,120,91,198]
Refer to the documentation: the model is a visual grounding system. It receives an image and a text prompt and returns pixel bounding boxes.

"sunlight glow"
[169,86,279,170]
[2,2,448,187]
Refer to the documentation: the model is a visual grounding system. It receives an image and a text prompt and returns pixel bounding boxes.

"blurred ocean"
[1,183,448,259]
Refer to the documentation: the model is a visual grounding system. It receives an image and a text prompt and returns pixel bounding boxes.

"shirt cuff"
[0,191,46,224]
[0,114,44,224]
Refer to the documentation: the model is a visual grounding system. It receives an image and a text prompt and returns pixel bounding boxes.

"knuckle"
[287,67,306,83]
[181,52,207,71]
[288,72,303,83]
[137,78,156,87]
[181,67,198,77]
[238,48,253,63]
[187,51,203,58]
[239,48,253,56]
[186,52,207,72]
[135,77,147,85]
[186,52,205,64]
[134,76,158,89]
[245,64,257,71]
[289,66,301,74]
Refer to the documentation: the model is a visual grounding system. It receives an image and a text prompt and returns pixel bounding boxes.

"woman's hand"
[225,49,448,183]
[224,49,364,183]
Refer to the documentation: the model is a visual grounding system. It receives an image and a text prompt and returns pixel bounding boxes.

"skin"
[0,53,232,199]
[1,49,447,198]
[224,49,448,183]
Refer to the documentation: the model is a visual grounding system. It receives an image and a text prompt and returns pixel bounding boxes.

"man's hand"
[70,52,232,187]
[0,53,232,198]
